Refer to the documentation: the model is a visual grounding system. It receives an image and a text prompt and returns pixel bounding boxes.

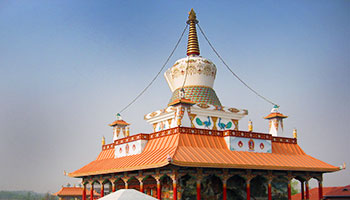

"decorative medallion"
[197,103,210,109]
[228,108,240,113]
[238,141,243,148]
[132,144,136,151]
[119,147,122,153]
[260,143,264,150]
[149,112,158,118]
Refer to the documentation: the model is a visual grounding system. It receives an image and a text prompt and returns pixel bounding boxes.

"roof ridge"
[169,131,181,164]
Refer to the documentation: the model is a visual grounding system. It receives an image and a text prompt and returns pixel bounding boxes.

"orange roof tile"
[69,128,339,178]
[264,112,288,119]
[109,120,129,126]
[53,187,99,197]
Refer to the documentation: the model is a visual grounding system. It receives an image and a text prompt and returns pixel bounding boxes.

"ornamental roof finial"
[186,8,200,56]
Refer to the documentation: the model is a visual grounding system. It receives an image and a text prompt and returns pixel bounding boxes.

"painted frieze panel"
[193,115,215,129]
[227,137,272,153]
[115,139,148,158]
[192,115,238,131]
[216,117,234,130]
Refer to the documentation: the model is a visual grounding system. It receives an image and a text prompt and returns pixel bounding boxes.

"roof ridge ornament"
[186,8,200,56]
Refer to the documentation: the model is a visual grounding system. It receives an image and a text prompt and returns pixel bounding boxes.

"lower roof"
[69,128,339,178]
[292,185,350,200]
[53,187,99,197]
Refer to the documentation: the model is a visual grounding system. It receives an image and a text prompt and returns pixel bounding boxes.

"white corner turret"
[109,113,130,141]
[264,105,288,136]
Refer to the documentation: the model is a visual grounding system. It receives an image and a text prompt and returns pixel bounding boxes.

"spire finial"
[188,8,197,22]
[186,9,200,56]
[101,136,105,146]
[248,120,253,132]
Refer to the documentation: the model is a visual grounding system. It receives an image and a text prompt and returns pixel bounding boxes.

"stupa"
[69,9,340,200]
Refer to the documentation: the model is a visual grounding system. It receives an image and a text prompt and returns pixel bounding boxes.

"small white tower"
[264,105,287,136]
[109,113,130,141]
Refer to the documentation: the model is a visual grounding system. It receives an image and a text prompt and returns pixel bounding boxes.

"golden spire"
[187,9,200,56]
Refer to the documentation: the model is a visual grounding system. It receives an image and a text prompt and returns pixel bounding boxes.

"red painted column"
[140,182,144,193]
[90,184,94,200]
[223,181,227,200]
[301,181,305,200]
[246,180,251,200]
[288,181,292,200]
[268,182,272,200]
[157,179,161,200]
[173,179,177,200]
[82,184,86,200]
[318,180,323,200]
[196,180,201,200]
[112,183,116,192]
[305,181,310,200]
[101,183,104,197]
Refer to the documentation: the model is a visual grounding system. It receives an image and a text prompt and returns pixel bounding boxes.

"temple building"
[69,9,341,200]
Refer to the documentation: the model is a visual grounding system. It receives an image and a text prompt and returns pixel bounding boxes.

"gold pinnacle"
[187,8,200,56]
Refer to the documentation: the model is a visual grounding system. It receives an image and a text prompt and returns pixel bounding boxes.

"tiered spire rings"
[187,9,200,56]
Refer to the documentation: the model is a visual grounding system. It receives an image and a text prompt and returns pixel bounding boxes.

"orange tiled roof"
[168,98,196,106]
[109,120,129,126]
[292,185,350,200]
[264,112,288,119]
[70,133,178,177]
[69,128,339,178]
[325,185,350,198]
[53,187,99,197]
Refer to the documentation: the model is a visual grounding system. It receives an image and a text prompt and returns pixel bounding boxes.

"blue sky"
[0,0,349,193]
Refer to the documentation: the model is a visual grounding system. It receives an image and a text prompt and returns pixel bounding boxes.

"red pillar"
[246,181,251,200]
[140,182,144,193]
[112,183,116,192]
[223,181,227,200]
[288,181,292,200]
[157,179,161,200]
[318,181,323,200]
[90,184,94,200]
[305,181,310,200]
[173,179,177,200]
[196,180,201,200]
[101,183,104,197]
[268,182,272,200]
[82,184,86,200]
[301,181,305,200]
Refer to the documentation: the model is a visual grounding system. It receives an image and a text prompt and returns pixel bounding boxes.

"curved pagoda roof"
[69,127,339,177]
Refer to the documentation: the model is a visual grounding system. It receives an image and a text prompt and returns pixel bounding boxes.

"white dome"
[164,55,217,92]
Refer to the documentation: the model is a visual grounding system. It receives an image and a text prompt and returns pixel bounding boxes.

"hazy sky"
[0,0,349,193]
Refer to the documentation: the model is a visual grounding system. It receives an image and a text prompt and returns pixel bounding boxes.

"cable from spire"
[118,24,188,114]
[197,24,279,107]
